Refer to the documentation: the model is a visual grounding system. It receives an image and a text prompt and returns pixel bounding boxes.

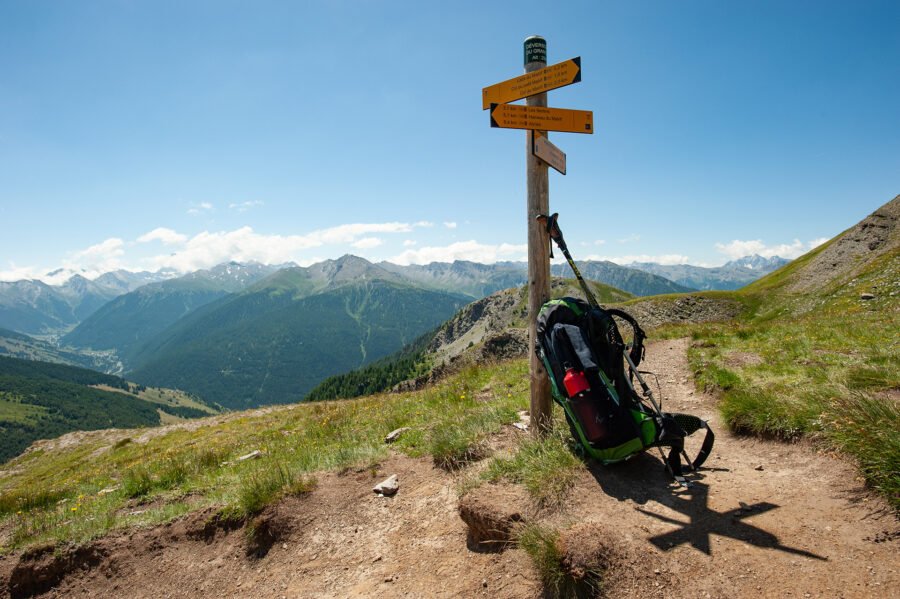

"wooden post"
[525,35,552,437]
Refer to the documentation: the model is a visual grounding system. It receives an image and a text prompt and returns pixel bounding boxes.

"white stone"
[373,474,399,497]
[384,427,410,443]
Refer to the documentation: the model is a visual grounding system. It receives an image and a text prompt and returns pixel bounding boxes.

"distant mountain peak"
[724,255,789,270]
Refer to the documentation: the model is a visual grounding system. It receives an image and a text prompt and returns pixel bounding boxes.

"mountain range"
[0,255,789,341]
[126,256,471,409]
[0,269,174,336]
[628,255,790,290]
[0,253,790,411]
[61,262,280,366]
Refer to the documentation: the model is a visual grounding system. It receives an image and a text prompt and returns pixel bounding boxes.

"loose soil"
[1,339,897,598]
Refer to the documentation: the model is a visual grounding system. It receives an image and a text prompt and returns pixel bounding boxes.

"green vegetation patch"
[481,427,582,508]
[681,246,900,508]
[0,360,528,552]
[517,522,603,599]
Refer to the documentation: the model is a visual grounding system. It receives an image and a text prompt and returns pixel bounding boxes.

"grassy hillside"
[650,197,900,504]
[0,361,529,552]
[0,357,219,463]
[61,263,278,367]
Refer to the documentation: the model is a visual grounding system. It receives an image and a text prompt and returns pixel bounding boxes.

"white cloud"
[140,222,429,272]
[414,221,434,228]
[71,238,125,260]
[310,222,416,244]
[4,221,522,283]
[617,234,641,244]
[136,227,188,245]
[0,263,44,282]
[187,201,214,215]
[594,239,606,246]
[47,238,129,278]
[714,237,825,260]
[228,200,264,213]
[141,227,316,272]
[443,221,458,229]
[390,241,527,265]
[351,237,383,250]
[584,253,692,266]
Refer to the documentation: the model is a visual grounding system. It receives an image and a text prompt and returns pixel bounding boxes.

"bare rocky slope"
[774,194,898,294]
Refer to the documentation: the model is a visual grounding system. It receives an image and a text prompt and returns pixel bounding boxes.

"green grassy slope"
[0,358,161,463]
[660,197,900,506]
[0,361,529,552]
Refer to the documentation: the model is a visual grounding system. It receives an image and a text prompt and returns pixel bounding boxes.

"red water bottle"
[563,368,606,443]
[563,368,590,397]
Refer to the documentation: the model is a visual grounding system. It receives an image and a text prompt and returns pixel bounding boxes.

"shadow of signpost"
[587,458,827,561]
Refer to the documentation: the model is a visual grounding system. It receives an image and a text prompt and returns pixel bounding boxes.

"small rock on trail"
[372,474,399,497]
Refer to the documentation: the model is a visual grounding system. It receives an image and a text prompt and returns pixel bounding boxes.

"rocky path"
[1,339,896,598]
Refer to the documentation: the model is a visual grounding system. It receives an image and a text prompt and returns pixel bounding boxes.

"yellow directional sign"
[482,57,582,110]
[490,104,593,134]
[533,131,566,175]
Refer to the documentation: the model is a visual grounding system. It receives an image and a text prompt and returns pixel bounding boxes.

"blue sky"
[1,0,898,282]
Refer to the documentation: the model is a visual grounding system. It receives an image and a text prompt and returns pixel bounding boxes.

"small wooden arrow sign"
[482,57,581,110]
[533,131,566,175]
[490,103,593,134]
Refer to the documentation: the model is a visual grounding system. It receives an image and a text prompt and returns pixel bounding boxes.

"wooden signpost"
[533,131,566,175]
[490,104,593,134]
[481,57,582,110]
[482,36,592,437]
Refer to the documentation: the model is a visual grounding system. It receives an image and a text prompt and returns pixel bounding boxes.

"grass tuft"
[826,392,900,508]
[517,523,600,598]
[0,487,69,516]
[233,464,295,518]
[483,427,581,509]
[719,388,824,440]
[121,465,154,498]
[845,366,898,391]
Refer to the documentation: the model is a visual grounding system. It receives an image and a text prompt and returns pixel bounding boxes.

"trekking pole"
[539,213,659,406]
[622,350,663,414]
[536,213,600,309]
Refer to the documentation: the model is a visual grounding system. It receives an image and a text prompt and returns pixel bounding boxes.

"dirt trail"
[1,339,897,598]
[589,338,898,598]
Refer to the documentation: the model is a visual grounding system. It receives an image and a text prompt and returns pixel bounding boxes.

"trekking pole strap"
[691,422,715,470]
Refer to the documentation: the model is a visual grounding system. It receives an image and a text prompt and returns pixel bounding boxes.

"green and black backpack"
[536,297,714,482]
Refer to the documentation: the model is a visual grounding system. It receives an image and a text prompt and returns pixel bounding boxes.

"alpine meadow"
[1,3,898,598]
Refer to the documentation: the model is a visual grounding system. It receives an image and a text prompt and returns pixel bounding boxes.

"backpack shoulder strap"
[604,308,646,369]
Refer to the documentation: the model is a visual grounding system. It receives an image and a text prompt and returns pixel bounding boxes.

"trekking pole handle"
[536,213,567,249]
